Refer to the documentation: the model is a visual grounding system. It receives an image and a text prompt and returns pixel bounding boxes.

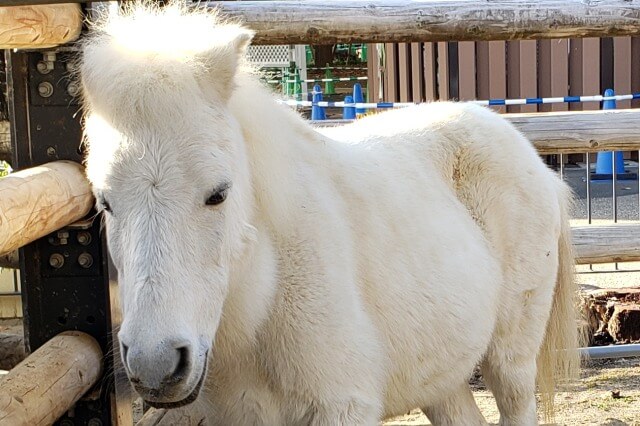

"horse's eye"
[206,183,231,206]
[101,198,112,213]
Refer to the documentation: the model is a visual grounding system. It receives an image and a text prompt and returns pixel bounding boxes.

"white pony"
[79,3,581,425]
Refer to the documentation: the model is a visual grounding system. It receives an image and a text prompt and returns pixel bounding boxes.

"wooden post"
[0,161,93,256]
[0,4,82,49]
[0,331,102,425]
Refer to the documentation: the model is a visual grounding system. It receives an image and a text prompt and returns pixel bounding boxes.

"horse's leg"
[480,347,538,426]
[421,381,487,426]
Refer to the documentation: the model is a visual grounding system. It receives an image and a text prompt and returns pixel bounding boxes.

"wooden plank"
[507,41,537,113]
[572,224,640,264]
[397,43,411,102]
[437,42,450,99]
[0,4,81,49]
[367,43,380,103]
[385,43,397,102]
[632,37,640,108]
[213,0,640,45]
[458,41,476,100]
[569,38,601,111]
[0,331,102,425]
[410,43,424,102]
[487,42,507,111]
[423,43,437,100]
[0,161,93,256]
[614,37,632,109]
[538,39,569,112]
[505,109,640,154]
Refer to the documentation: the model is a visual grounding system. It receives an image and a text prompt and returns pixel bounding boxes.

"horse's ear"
[199,27,254,101]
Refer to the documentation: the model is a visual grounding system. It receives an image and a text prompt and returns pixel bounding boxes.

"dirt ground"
[383,357,640,425]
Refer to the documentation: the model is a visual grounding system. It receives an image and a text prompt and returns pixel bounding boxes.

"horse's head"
[79,4,255,407]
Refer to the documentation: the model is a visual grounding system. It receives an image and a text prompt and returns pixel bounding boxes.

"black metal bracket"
[6,49,115,426]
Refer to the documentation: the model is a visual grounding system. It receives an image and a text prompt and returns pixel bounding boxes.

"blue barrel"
[311,84,326,121]
[343,95,356,120]
[595,89,625,176]
[353,83,365,117]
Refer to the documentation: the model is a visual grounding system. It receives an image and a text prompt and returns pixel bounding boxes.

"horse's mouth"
[143,357,208,409]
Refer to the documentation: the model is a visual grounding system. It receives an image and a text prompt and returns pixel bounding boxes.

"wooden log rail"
[0,331,102,425]
[5,0,640,46]
[210,0,640,45]
[0,160,94,256]
[0,3,81,49]
[506,110,640,155]
[316,109,640,154]
[573,224,640,265]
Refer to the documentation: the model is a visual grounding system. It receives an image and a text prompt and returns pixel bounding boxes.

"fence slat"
[398,43,411,102]
[507,40,538,113]
[385,43,398,101]
[458,41,476,100]
[410,43,424,102]
[614,37,632,109]
[423,43,437,101]
[437,42,450,100]
[538,39,569,112]
[476,41,507,113]
[570,38,601,111]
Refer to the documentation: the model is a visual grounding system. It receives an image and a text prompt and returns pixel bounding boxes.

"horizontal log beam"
[209,0,640,44]
[317,109,640,154]
[572,224,640,264]
[0,4,82,49]
[505,109,640,154]
[0,331,102,425]
[0,161,94,256]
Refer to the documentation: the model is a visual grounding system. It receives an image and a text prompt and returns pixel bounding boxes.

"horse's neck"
[229,73,324,231]
[216,75,320,353]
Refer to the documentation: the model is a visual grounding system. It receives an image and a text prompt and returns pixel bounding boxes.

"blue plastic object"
[311,84,326,120]
[595,89,625,176]
[343,95,356,120]
[353,83,365,117]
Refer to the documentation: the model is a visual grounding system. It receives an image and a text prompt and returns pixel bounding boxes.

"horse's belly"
[351,177,503,416]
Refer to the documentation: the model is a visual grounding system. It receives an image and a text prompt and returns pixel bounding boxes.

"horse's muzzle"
[143,360,207,408]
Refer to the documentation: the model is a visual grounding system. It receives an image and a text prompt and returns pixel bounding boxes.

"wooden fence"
[368,38,640,113]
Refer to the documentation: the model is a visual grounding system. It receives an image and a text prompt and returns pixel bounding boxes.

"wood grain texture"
[211,0,640,44]
[572,224,640,264]
[0,4,81,49]
[0,331,102,426]
[505,109,640,154]
[0,161,94,256]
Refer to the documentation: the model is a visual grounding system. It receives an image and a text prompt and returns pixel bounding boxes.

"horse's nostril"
[121,343,130,370]
[168,345,191,383]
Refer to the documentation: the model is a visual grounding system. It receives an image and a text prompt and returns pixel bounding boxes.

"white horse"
[79,3,581,425]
